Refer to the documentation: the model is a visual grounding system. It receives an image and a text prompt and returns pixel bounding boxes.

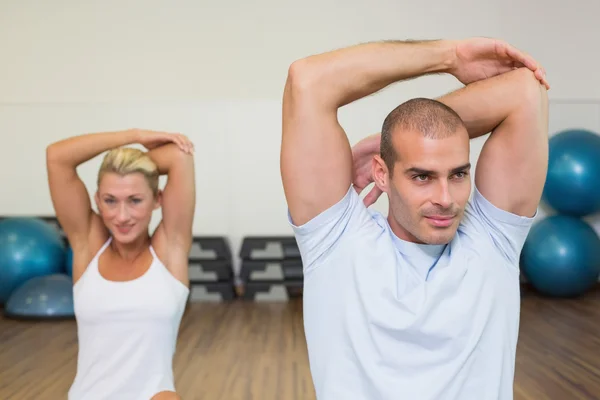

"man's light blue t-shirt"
[288,185,535,400]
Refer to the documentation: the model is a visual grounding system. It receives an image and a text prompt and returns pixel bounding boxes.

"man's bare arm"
[281,40,457,225]
[438,67,549,217]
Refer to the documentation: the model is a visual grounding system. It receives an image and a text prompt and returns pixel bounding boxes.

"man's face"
[375,128,472,244]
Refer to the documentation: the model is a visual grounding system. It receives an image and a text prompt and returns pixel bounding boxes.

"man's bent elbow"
[512,67,548,106]
[285,57,324,98]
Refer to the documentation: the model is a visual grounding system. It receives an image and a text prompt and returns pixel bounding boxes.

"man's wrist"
[429,39,458,75]
[394,38,458,75]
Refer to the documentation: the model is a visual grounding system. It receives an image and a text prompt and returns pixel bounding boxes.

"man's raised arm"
[280,40,457,226]
[438,67,549,217]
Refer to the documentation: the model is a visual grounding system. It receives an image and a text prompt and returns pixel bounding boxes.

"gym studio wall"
[0,0,599,267]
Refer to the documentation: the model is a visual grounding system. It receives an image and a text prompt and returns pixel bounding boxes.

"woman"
[46,128,195,400]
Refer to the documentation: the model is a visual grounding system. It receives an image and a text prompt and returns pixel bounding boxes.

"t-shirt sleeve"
[463,186,537,265]
[287,186,373,272]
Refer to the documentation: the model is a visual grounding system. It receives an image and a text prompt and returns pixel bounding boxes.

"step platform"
[189,282,237,302]
[239,236,300,260]
[239,258,303,281]
[238,236,304,301]
[188,236,233,283]
[238,281,303,301]
[188,236,236,302]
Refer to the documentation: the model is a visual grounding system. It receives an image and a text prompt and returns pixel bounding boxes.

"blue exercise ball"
[521,215,600,297]
[65,246,73,276]
[0,217,66,304]
[542,128,600,217]
[4,273,74,319]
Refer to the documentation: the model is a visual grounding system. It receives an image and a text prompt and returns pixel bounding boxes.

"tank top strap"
[148,244,158,260]
[89,237,112,270]
[99,237,113,254]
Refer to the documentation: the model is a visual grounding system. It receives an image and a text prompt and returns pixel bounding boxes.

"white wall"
[1,0,599,268]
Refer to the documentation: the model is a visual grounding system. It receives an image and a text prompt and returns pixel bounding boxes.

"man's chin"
[420,225,458,245]
[425,236,453,245]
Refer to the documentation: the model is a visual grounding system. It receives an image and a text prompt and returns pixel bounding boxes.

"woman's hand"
[133,129,194,154]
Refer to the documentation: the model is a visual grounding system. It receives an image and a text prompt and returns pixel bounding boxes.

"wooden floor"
[1,287,599,400]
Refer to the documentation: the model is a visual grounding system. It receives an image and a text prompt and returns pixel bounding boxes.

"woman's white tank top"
[68,238,189,400]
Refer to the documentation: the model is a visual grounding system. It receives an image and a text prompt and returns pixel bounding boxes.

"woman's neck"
[110,234,151,261]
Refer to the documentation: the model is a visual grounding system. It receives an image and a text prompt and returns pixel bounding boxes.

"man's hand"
[449,37,549,89]
[352,133,383,207]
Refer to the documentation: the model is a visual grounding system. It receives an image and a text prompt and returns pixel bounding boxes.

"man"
[280,38,549,399]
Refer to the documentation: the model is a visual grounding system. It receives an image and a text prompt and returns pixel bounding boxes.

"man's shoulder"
[456,186,537,264]
[462,186,536,226]
[289,186,392,271]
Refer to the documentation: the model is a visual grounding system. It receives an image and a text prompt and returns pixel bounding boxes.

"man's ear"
[372,155,390,193]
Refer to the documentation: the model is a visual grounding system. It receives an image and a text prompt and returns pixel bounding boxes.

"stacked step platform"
[238,236,304,301]
[187,236,236,302]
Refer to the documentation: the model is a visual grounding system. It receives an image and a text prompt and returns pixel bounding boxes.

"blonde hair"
[97,147,159,196]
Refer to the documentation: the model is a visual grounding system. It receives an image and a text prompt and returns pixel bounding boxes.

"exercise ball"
[0,217,66,304]
[542,128,600,216]
[4,274,74,319]
[521,215,600,297]
[65,246,73,276]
